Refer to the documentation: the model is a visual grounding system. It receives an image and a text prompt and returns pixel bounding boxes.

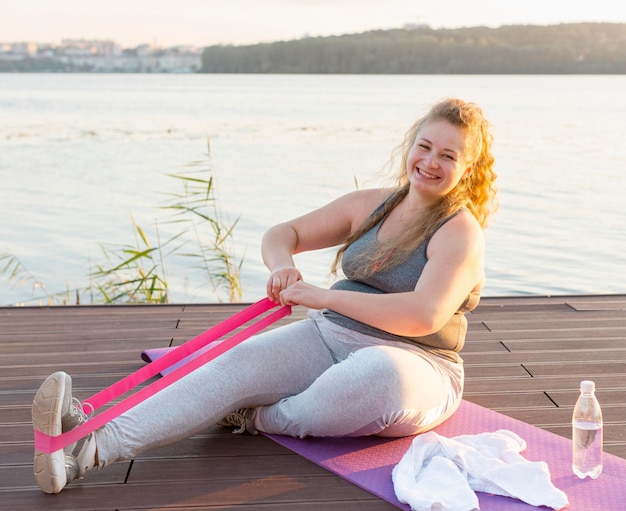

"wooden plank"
[466,328,626,341]
[462,350,626,365]
[1,475,397,511]
[462,391,556,409]
[123,503,394,510]
[480,320,626,334]
[545,388,626,408]
[521,361,626,378]
[463,374,626,398]
[463,364,533,379]
[501,338,626,351]
[0,462,131,489]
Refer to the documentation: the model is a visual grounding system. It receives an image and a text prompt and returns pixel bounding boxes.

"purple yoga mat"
[266,401,626,511]
[142,347,625,509]
[141,342,225,376]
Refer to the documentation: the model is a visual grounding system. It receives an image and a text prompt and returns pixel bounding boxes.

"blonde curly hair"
[332,98,498,276]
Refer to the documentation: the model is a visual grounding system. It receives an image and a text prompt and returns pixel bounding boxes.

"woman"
[32,97,498,494]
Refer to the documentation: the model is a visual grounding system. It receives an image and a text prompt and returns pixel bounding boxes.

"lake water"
[1,73,625,305]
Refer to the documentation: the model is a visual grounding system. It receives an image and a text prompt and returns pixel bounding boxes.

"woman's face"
[405,119,472,199]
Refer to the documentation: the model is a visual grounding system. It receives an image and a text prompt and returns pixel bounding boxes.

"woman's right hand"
[266,266,303,304]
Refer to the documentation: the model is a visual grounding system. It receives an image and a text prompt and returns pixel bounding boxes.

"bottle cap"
[580,380,595,392]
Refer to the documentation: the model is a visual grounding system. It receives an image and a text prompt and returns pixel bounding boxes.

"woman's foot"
[217,408,258,435]
[32,371,97,493]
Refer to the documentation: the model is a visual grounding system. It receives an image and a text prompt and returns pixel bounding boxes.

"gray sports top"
[323,205,480,363]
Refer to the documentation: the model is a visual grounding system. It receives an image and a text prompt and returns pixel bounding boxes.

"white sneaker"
[64,427,97,484]
[32,371,96,494]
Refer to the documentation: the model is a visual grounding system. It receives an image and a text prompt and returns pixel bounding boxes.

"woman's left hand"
[279,281,330,309]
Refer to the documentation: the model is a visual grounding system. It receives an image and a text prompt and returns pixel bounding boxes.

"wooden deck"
[1,294,625,510]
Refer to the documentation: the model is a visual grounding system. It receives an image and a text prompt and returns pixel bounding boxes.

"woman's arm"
[279,210,485,337]
[262,188,389,303]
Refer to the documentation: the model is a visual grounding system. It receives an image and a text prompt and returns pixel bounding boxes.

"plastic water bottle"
[572,380,603,479]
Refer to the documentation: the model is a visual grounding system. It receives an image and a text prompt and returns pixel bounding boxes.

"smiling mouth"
[417,167,439,180]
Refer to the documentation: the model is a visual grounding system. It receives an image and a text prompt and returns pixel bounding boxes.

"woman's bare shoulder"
[340,187,395,222]
[430,208,485,254]
[345,187,395,207]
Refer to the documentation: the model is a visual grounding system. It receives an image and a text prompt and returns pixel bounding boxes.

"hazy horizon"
[2,0,626,48]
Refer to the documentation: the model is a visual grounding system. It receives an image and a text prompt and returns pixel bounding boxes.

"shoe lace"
[219,409,247,434]
[62,398,93,432]
[74,398,94,420]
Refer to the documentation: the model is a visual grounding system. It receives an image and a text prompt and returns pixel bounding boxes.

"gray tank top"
[323,205,480,363]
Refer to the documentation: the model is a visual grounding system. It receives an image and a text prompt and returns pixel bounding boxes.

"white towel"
[392,429,569,511]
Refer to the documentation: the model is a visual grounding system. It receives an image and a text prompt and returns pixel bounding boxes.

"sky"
[2,0,626,48]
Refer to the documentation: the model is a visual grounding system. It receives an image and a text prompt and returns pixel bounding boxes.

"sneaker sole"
[32,371,70,494]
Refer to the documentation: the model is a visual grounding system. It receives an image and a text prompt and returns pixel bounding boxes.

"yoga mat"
[266,400,626,511]
[141,347,625,509]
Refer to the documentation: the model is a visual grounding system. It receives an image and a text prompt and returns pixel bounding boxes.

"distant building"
[0,38,202,72]
[61,39,122,57]
[8,41,39,55]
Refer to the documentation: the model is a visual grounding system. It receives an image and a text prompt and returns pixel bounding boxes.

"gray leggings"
[96,310,463,467]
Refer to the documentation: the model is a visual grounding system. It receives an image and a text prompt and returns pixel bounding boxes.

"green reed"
[92,138,242,304]
[162,170,243,304]
[0,253,80,305]
[1,139,243,305]
[91,217,173,304]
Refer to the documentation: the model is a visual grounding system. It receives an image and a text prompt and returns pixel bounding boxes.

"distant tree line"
[0,57,66,72]
[201,23,626,74]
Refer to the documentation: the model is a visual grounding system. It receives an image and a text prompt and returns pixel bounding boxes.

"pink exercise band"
[34,298,291,453]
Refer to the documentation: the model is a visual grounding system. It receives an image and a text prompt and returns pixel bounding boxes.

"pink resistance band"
[34,298,291,454]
